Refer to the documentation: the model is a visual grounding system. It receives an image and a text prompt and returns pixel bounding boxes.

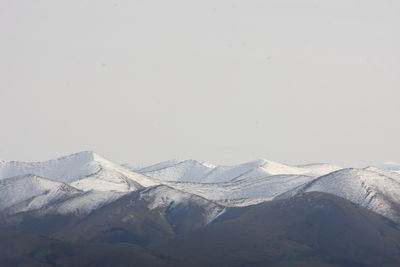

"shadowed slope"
[153,192,400,267]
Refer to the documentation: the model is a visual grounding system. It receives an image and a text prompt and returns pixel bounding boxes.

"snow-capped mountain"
[134,158,341,183]
[0,151,159,192]
[0,151,101,183]
[277,168,400,222]
[0,152,162,217]
[1,151,400,226]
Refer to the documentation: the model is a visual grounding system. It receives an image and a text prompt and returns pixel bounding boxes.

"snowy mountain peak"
[37,151,112,167]
[0,151,102,183]
[0,151,159,192]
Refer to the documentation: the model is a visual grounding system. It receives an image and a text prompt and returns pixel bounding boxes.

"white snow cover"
[0,151,159,192]
[375,162,400,174]
[136,159,341,183]
[70,177,134,192]
[47,190,126,216]
[0,174,80,214]
[278,168,400,222]
[0,152,161,216]
[85,153,159,188]
[2,151,400,224]
[137,160,214,183]
[0,151,101,183]
[0,173,128,216]
[139,185,225,223]
[163,174,315,206]
[364,166,400,184]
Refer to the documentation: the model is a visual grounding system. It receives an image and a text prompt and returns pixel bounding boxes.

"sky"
[1,0,399,167]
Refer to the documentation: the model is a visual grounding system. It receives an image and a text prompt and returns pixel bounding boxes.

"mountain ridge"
[2,151,400,222]
[2,152,400,266]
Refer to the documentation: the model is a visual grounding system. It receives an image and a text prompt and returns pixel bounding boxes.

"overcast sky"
[1,0,399,167]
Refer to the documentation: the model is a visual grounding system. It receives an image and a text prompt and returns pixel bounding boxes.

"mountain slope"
[4,185,225,247]
[153,192,400,267]
[0,174,81,216]
[277,168,400,223]
[3,192,400,266]
[164,174,315,207]
[0,229,181,267]
[365,166,400,183]
[60,185,225,243]
[0,174,128,218]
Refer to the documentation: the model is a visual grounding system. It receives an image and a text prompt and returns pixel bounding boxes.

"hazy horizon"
[1,0,399,167]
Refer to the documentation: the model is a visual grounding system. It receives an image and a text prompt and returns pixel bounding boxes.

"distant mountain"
[136,159,215,182]
[0,151,159,192]
[135,158,341,183]
[376,162,400,174]
[0,151,101,183]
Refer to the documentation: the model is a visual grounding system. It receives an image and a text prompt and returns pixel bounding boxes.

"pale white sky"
[1,0,399,167]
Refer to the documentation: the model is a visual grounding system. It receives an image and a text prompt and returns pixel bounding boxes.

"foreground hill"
[153,192,400,267]
[52,185,225,244]
[0,229,181,267]
[2,192,400,266]
[0,185,225,246]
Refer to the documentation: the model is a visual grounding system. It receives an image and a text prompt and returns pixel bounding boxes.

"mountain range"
[1,151,400,266]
